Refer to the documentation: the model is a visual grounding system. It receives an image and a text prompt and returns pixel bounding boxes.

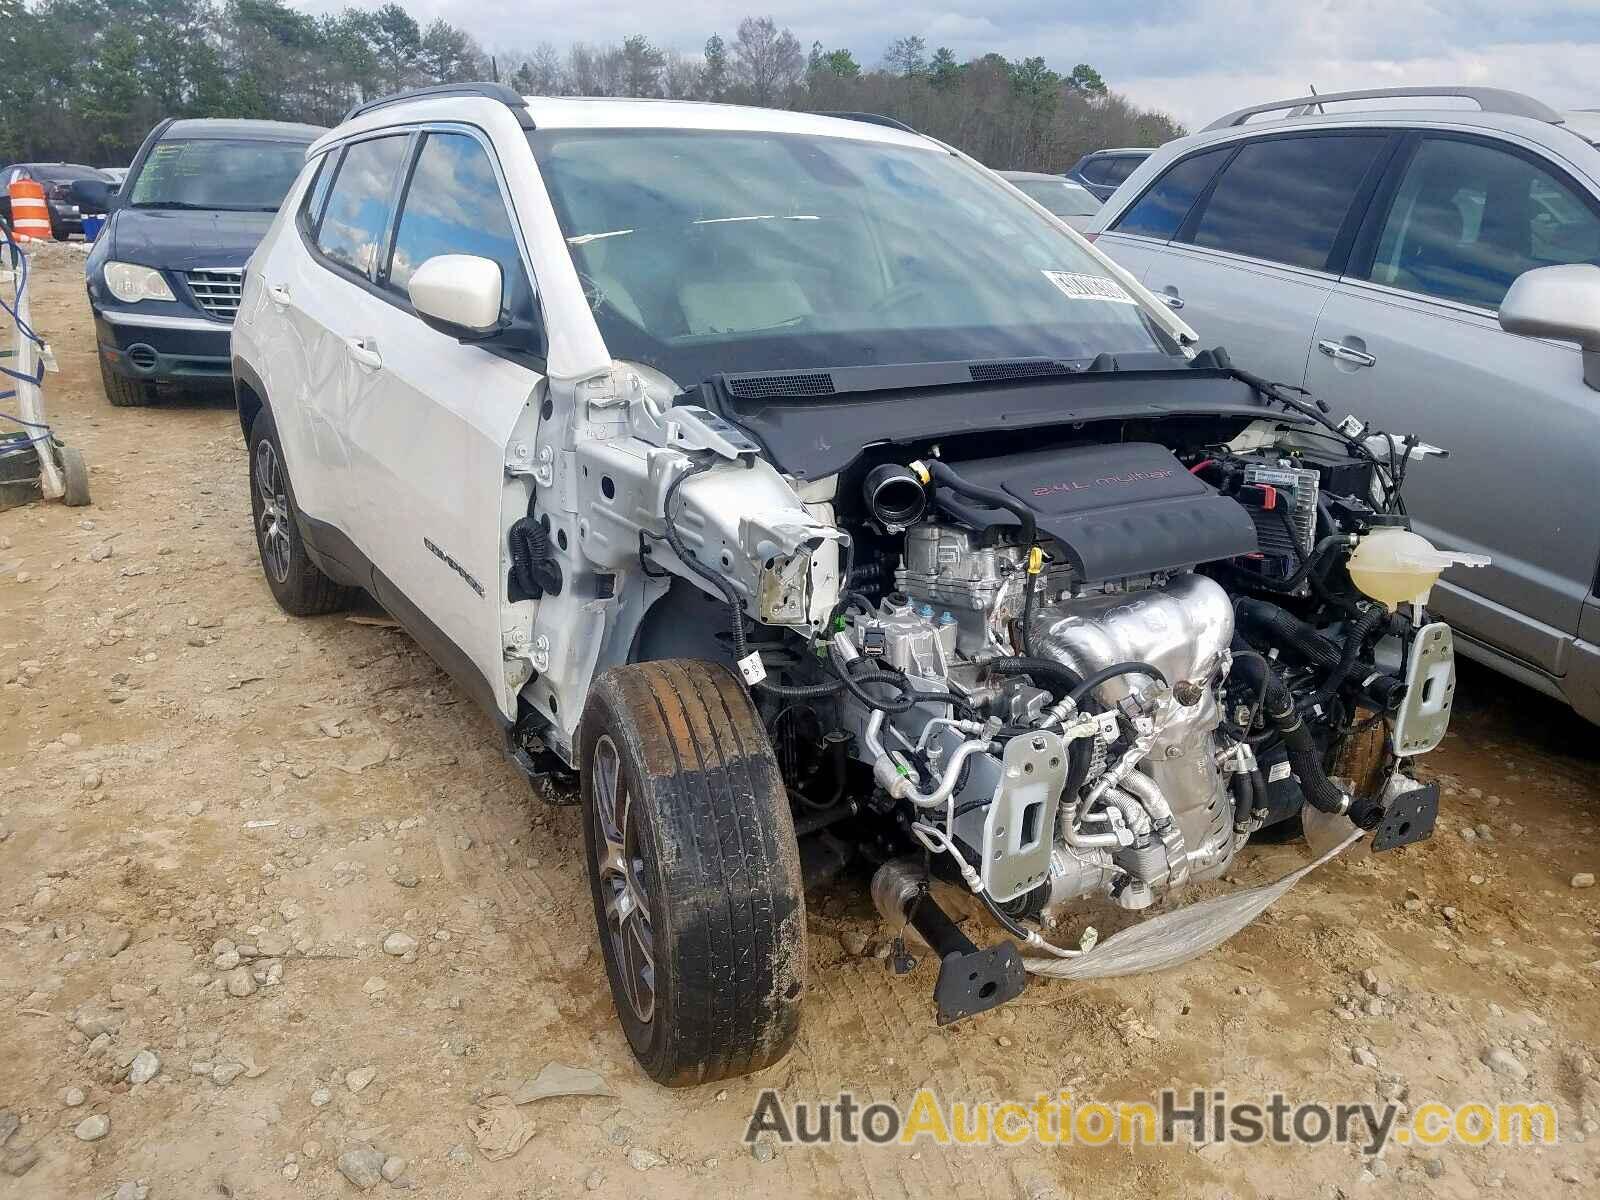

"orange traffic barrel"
[7,179,51,242]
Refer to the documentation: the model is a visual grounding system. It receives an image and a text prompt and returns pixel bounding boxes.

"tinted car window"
[1113,148,1231,240]
[1101,156,1142,186]
[1189,135,1387,270]
[1078,157,1113,184]
[386,133,524,309]
[315,135,409,277]
[1365,136,1600,309]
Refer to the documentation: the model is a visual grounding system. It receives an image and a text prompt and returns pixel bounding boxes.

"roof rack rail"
[343,82,534,129]
[818,111,920,135]
[1203,86,1563,131]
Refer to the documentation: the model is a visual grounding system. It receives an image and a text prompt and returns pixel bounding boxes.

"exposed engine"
[760,424,1460,978]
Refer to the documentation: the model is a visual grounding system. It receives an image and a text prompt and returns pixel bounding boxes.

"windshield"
[1012,179,1100,218]
[128,138,309,212]
[529,129,1171,386]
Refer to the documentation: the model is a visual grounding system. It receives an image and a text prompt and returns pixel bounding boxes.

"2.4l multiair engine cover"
[933,442,1258,582]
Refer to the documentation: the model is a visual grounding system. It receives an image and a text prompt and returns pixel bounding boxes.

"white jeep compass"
[233,83,1462,1086]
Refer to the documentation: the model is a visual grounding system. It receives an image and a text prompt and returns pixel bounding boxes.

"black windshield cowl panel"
[688,357,1292,481]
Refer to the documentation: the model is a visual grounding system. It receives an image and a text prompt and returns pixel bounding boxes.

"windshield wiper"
[131,200,212,210]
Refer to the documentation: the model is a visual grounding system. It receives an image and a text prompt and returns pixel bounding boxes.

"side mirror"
[73,179,115,213]
[1498,264,1600,391]
[408,254,503,340]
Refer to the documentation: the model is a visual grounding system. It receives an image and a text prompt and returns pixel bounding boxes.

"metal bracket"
[1371,781,1439,852]
[933,942,1028,1025]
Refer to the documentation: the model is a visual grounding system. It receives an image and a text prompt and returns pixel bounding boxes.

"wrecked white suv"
[233,84,1466,1086]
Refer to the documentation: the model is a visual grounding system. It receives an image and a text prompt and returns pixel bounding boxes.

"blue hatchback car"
[84,118,325,406]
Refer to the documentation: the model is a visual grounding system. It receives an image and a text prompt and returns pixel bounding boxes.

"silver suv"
[1089,87,1600,723]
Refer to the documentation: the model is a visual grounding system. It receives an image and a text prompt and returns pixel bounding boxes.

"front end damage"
[507,356,1466,1027]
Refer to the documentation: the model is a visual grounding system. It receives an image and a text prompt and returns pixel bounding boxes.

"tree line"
[0,2,1185,172]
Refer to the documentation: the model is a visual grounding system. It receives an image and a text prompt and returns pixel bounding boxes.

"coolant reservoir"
[1346,527,1489,610]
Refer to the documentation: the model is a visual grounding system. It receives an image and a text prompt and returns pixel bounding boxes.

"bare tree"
[509,42,564,94]
[660,50,704,100]
[731,16,803,105]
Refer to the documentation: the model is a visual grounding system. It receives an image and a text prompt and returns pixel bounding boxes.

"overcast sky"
[310,1,1600,129]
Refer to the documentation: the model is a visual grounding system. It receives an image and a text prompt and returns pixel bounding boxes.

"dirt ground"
[2,246,1598,1200]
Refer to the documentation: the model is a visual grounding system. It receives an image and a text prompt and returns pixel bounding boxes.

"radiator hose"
[1228,636,1384,828]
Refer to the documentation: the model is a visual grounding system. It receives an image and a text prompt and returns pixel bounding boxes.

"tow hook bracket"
[1371,781,1439,852]
[933,941,1027,1025]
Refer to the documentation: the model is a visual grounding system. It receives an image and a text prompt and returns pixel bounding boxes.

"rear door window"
[1187,135,1389,271]
[1362,135,1600,309]
[1112,148,1231,240]
[315,135,410,279]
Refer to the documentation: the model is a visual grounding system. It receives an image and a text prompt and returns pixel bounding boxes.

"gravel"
[128,1050,160,1085]
[346,1066,377,1094]
[224,965,257,997]
[337,1143,386,1190]
[1481,1047,1530,1081]
[382,931,418,956]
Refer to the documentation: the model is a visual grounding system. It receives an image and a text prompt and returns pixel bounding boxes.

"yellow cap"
[1027,546,1043,575]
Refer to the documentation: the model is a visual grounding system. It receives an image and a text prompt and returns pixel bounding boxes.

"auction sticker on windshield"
[1042,270,1137,304]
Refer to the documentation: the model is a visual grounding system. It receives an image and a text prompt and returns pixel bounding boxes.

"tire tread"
[581,659,804,1086]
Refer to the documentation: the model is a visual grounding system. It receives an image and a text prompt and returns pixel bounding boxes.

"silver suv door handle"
[345,337,382,371]
[267,284,291,306]
[1317,339,1376,368]
[1160,286,1184,310]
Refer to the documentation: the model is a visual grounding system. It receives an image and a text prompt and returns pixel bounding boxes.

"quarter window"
[1364,136,1600,309]
[1188,135,1388,270]
[315,135,409,278]
[385,132,524,310]
[1112,148,1231,241]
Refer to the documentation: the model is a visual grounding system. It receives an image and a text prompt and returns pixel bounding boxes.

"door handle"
[345,336,382,371]
[1160,286,1184,310]
[1317,339,1376,368]
[267,284,291,307]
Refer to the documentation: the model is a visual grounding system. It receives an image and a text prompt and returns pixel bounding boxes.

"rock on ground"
[337,1143,386,1190]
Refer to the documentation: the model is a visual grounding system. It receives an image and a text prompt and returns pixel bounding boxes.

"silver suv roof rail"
[1203,86,1563,132]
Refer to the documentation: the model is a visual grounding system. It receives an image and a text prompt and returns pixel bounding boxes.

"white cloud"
[1124,42,1600,130]
[298,0,1600,133]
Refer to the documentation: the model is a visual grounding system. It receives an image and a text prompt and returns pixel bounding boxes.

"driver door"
[339,128,546,723]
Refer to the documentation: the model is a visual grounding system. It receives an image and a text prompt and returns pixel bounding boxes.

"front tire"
[99,356,154,407]
[579,660,806,1086]
[246,406,354,617]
